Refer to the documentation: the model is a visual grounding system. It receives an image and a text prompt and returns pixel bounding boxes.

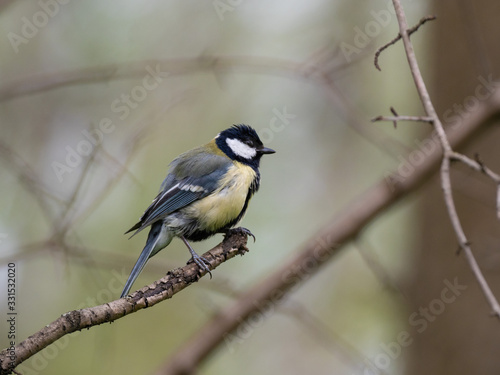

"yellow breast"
[185,162,256,231]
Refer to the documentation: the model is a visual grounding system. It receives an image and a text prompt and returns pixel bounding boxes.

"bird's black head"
[215,124,275,169]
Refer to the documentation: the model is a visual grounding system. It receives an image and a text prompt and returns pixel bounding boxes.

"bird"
[120,124,275,298]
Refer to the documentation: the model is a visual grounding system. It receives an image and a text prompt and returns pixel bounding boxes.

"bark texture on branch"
[0,231,249,374]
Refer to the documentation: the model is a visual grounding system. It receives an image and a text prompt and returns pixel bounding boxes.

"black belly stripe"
[184,172,260,242]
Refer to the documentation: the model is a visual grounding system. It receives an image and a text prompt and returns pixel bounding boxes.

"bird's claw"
[226,227,256,242]
[190,254,212,279]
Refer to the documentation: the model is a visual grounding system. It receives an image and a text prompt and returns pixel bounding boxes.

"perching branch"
[0,231,250,374]
[386,0,500,317]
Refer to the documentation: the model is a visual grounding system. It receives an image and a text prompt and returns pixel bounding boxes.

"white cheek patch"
[226,138,256,159]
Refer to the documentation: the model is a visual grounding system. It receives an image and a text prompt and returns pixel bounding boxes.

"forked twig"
[372,114,434,125]
[374,15,436,71]
[388,0,500,317]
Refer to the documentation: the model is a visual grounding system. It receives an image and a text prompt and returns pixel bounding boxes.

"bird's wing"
[126,151,231,235]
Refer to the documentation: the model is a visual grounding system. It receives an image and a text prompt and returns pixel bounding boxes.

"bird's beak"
[257,146,276,154]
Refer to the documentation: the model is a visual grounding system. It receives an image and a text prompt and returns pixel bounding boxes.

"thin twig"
[450,152,500,183]
[440,158,500,314]
[69,103,178,232]
[391,0,500,317]
[372,104,433,128]
[452,151,500,220]
[56,134,102,235]
[0,140,59,222]
[371,115,434,123]
[374,15,436,71]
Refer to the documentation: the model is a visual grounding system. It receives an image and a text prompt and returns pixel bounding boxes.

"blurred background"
[1,0,500,374]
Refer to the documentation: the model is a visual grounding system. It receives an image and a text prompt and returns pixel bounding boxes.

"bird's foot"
[189,253,213,279]
[225,227,256,242]
[181,235,213,279]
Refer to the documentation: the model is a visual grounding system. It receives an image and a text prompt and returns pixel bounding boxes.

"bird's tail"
[120,221,171,298]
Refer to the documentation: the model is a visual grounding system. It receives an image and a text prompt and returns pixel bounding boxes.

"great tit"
[120,124,275,297]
